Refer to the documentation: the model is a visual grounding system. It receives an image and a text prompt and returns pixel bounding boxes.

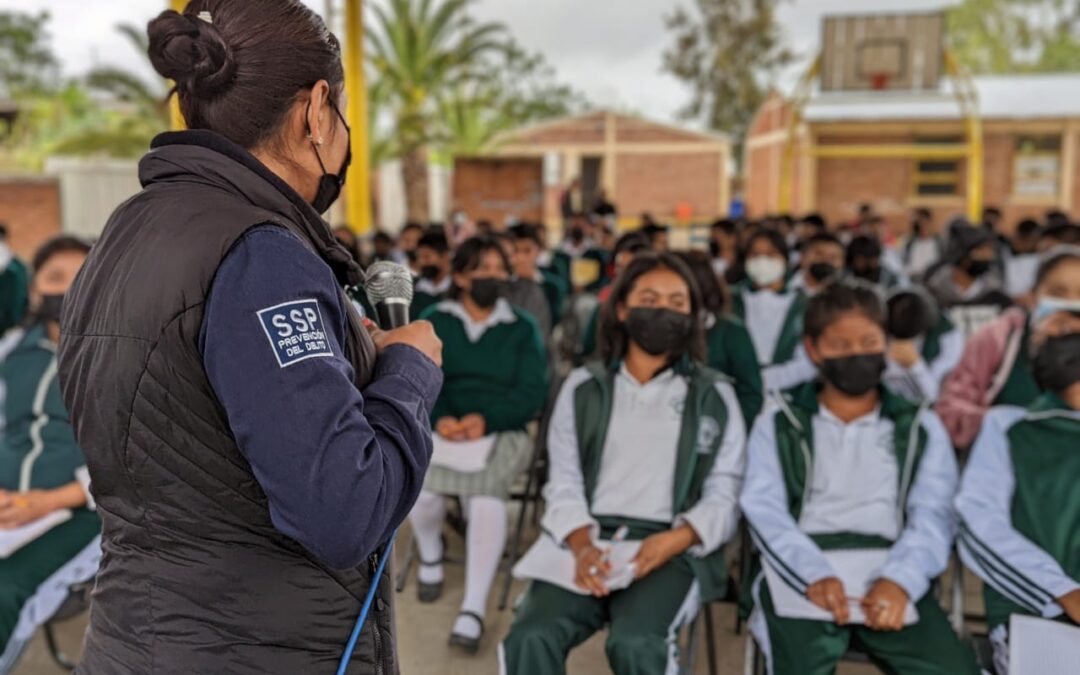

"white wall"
[44,156,140,240]
[376,160,450,233]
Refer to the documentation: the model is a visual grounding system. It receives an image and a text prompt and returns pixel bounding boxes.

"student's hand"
[565,527,612,597]
[1057,588,1080,624]
[632,526,698,580]
[863,579,910,631]
[888,340,921,368]
[0,490,61,529]
[435,417,465,440]
[806,577,850,624]
[369,320,443,367]
[459,414,486,440]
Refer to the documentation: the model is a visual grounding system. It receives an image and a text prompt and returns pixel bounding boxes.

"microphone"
[364,261,415,329]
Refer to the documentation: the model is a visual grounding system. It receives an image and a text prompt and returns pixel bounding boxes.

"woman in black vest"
[56,2,441,673]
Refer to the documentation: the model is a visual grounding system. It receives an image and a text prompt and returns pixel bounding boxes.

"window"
[913,136,962,197]
[1014,135,1061,199]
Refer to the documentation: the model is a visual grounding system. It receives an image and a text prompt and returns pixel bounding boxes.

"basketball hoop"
[870,72,891,90]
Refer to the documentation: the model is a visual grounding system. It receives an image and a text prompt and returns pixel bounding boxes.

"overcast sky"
[1,0,959,125]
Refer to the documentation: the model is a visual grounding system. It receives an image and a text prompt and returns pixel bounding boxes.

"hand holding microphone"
[364,261,443,366]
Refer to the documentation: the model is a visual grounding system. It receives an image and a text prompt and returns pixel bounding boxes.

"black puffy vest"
[57,131,391,674]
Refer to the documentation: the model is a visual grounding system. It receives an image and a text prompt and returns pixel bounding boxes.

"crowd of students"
[343,205,1080,675]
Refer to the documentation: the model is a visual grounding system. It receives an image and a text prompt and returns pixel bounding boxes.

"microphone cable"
[335,529,398,675]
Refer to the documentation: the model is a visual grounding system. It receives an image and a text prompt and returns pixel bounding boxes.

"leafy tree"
[662,0,793,162]
[85,24,169,128]
[0,11,59,98]
[948,0,1080,73]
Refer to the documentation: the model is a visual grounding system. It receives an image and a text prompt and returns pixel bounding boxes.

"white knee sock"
[409,490,446,584]
[453,496,507,639]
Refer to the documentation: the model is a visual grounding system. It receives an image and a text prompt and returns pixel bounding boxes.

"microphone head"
[364,261,415,306]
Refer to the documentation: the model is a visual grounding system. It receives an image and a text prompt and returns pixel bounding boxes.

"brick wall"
[615,152,721,221]
[0,176,61,262]
[451,157,544,225]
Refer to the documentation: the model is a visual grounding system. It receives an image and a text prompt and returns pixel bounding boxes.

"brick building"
[746,73,1080,233]
[452,110,731,232]
[0,175,61,262]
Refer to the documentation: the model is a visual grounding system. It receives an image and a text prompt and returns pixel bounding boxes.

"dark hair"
[509,222,543,247]
[449,236,510,300]
[804,280,885,340]
[710,218,738,236]
[641,223,670,239]
[148,0,344,150]
[886,288,937,340]
[1034,245,1080,288]
[800,213,827,230]
[742,227,789,261]
[676,250,728,315]
[32,235,92,275]
[0,223,8,240]
[1045,209,1071,228]
[612,231,652,260]
[598,252,705,363]
[401,221,425,235]
[913,208,932,221]
[1015,219,1041,238]
[803,232,843,255]
[372,230,394,246]
[1041,223,1080,246]
[845,235,882,266]
[417,230,450,255]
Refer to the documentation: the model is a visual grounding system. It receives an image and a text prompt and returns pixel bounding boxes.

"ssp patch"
[257,299,334,368]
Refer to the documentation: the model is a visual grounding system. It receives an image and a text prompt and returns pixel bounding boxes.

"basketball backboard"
[820,12,945,93]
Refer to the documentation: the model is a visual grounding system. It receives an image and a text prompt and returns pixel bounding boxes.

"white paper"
[0,509,73,559]
[1009,614,1080,675]
[513,533,641,596]
[430,435,496,473]
[762,549,919,625]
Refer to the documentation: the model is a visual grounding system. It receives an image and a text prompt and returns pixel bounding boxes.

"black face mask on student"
[469,278,503,309]
[852,265,882,283]
[819,353,886,396]
[307,100,352,214]
[1032,332,1080,394]
[625,307,694,357]
[36,294,64,325]
[964,258,992,278]
[420,265,441,280]
[569,227,586,245]
[708,240,722,258]
[808,262,837,283]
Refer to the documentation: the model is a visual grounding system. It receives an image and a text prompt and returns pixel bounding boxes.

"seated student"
[494,232,552,336]
[551,213,609,295]
[501,253,746,675]
[578,233,653,360]
[847,234,905,289]
[708,218,740,280]
[791,213,828,267]
[640,223,670,252]
[0,225,28,338]
[883,288,963,403]
[678,250,764,426]
[731,229,808,374]
[903,208,945,282]
[790,233,845,295]
[409,236,548,652]
[509,223,568,327]
[925,221,1011,338]
[1004,218,1043,299]
[0,237,100,667]
[740,281,979,675]
[954,300,1080,675]
[937,247,1080,449]
[412,229,453,319]
[1040,222,1080,250]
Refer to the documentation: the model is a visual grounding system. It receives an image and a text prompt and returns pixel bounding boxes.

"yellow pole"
[169,0,187,130]
[343,0,373,233]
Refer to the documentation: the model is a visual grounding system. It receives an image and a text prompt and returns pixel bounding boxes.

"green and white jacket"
[541,358,747,601]
[955,394,1080,630]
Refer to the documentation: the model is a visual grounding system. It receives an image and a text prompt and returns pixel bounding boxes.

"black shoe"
[448,611,484,654]
[416,560,444,604]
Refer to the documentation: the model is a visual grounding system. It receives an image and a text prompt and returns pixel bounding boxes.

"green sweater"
[706,315,764,427]
[422,301,548,432]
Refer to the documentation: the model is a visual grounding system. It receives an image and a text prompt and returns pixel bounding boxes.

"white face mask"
[1031,296,1080,326]
[746,255,786,287]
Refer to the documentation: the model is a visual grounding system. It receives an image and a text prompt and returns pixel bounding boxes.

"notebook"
[513,533,641,596]
[762,549,919,625]
[430,435,496,473]
[1009,614,1080,675]
[0,509,73,559]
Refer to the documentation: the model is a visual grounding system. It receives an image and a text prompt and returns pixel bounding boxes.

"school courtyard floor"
[16,516,980,675]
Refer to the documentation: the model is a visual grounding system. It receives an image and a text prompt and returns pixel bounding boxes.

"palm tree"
[367,0,507,223]
[85,23,169,129]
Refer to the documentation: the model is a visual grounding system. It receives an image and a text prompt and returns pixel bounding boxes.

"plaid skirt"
[423,430,533,499]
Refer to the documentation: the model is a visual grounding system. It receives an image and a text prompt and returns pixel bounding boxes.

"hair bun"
[148,10,237,98]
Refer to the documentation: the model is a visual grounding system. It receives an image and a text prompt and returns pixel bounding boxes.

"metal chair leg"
[704,603,718,675]
[498,459,539,610]
[44,621,76,671]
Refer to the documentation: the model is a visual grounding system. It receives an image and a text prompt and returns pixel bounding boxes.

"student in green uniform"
[883,288,963,402]
[789,233,845,296]
[410,236,548,652]
[937,247,1080,449]
[0,225,28,338]
[509,223,567,327]
[411,229,452,320]
[955,279,1080,675]
[0,236,100,670]
[740,281,979,675]
[579,232,653,361]
[678,250,764,426]
[501,252,746,675]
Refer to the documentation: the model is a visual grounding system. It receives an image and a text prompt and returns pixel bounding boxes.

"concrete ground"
[14,515,982,675]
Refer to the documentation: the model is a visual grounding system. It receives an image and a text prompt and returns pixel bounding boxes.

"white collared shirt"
[415,275,452,296]
[435,298,516,343]
[742,287,798,366]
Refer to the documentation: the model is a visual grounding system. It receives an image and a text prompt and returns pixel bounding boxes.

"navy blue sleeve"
[202,225,442,569]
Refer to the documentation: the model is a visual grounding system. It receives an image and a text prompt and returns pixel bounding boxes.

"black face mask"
[420,265,441,280]
[1032,333,1080,394]
[808,262,837,283]
[819,353,886,396]
[469,278,503,309]
[307,99,352,214]
[625,307,694,357]
[569,227,585,245]
[853,265,882,283]
[708,240,722,258]
[37,294,64,325]
[964,258,992,278]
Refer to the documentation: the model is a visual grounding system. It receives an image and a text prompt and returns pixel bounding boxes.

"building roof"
[804,73,1080,123]
[496,109,730,148]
